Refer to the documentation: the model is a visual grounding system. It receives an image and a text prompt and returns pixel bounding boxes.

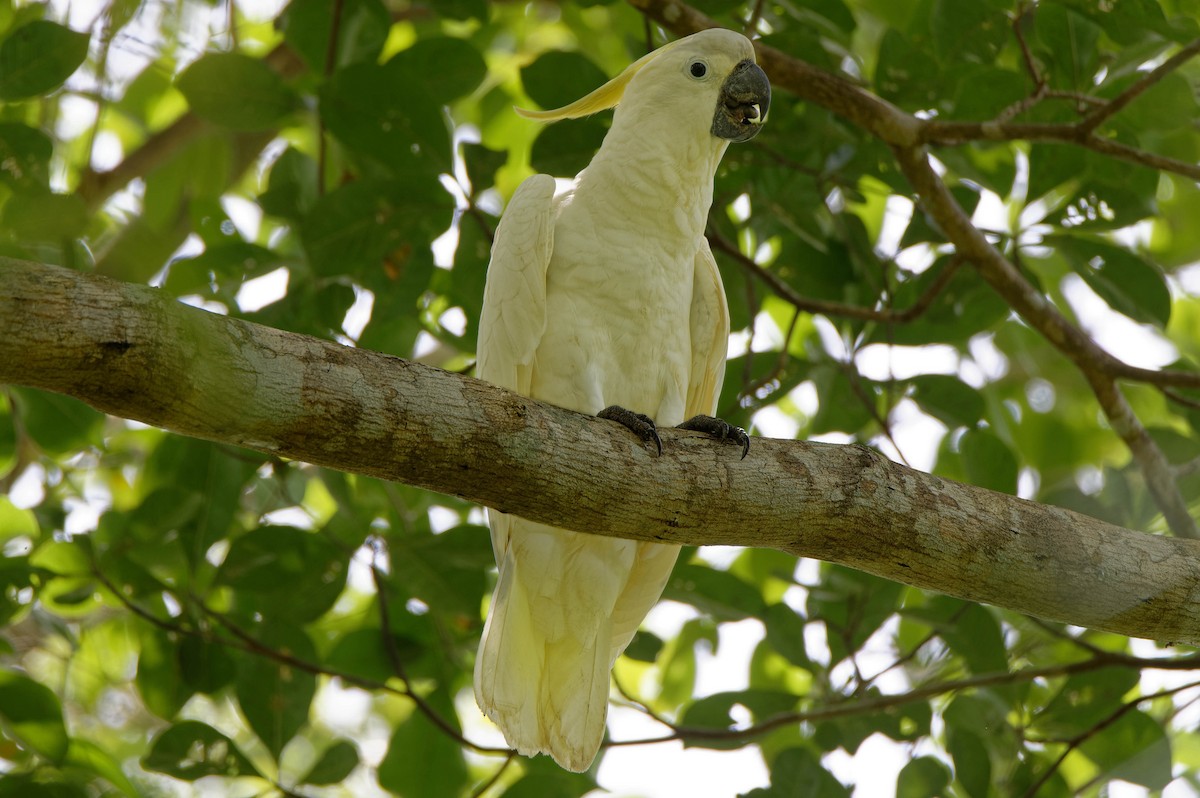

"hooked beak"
[712,59,771,142]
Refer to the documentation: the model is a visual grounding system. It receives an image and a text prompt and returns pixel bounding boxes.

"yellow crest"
[515,39,683,122]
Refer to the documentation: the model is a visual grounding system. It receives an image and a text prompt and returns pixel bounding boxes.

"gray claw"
[678,414,750,459]
[598,405,662,456]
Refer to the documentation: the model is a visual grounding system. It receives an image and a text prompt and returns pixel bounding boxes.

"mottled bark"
[3,257,1199,643]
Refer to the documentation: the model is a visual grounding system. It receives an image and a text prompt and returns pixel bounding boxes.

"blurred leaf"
[808,565,903,662]
[764,602,810,668]
[1,192,87,242]
[282,0,389,71]
[300,739,359,786]
[261,147,319,221]
[0,123,52,191]
[10,388,102,456]
[680,690,799,750]
[143,720,261,780]
[136,626,191,719]
[530,117,608,177]
[177,53,298,130]
[1078,709,1171,790]
[623,630,664,663]
[948,729,991,798]
[959,428,1019,495]
[1053,235,1171,328]
[234,625,317,760]
[0,670,68,763]
[501,756,597,797]
[764,747,849,797]
[65,738,140,797]
[218,526,347,621]
[896,756,951,798]
[0,21,88,100]
[909,375,984,429]
[521,50,609,110]
[664,562,767,621]
[377,692,467,798]
[389,524,492,617]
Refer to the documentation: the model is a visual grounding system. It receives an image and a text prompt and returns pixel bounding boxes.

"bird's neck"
[576,116,729,240]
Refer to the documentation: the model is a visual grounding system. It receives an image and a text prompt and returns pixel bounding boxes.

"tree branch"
[6,257,1200,643]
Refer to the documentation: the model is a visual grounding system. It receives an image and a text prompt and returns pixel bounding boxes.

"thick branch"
[4,258,1200,643]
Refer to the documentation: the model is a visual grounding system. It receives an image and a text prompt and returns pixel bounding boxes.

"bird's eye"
[689,60,708,79]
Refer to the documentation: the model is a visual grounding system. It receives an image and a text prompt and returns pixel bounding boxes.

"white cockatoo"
[474,28,770,772]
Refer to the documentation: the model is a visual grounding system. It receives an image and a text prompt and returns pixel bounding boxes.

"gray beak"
[712,59,770,142]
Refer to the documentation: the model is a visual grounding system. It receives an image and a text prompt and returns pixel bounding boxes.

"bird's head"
[517,28,770,144]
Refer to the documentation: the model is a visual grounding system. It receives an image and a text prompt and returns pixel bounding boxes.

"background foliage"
[4,0,1200,795]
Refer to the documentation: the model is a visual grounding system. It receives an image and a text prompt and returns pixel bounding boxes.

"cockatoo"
[474,28,770,772]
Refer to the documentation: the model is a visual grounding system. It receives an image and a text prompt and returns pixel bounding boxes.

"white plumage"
[474,28,769,772]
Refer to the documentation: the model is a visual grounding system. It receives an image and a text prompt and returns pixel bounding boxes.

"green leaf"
[177,52,298,130]
[909,375,984,429]
[319,41,482,174]
[299,178,445,281]
[388,37,486,104]
[0,123,52,191]
[500,756,597,797]
[623,630,664,663]
[10,387,102,455]
[66,738,141,797]
[1078,709,1171,790]
[300,739,359,785]
[679,690,799,750]
[521,50,608,110]
[939,603,1007,675]
[663,562,767,621]
[1,191,87,241]
[261,146,319,221]
[529,117,608,177]
[767,748,849,797]
[1033,667,1141,738]
[808,565,904,662]
[0,670,68,763]
[178,636,237,695]
[136,626,191,719]
[143,720,262,780]
[0,20,89,100]
[281,0,389,71]
[948,729,991,798]
[378,697,467,798]
[234,625,317,760]
[959,428,1018,495]
[325,627,402,683]
[0,774,86,798]
[1053,235,1171,328]
[930,0,1007,66]
[657,618,718,708]
[390,524,493,616]
[764,602,810,668]
[218,526,347,621]
[896,756,951,798]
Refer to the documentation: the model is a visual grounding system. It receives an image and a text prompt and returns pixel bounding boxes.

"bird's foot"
[678,415,750,459]
[598,405,662,456]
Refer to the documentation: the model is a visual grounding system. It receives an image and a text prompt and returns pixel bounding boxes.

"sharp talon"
[678,414,750,459]
[598,405,662,456]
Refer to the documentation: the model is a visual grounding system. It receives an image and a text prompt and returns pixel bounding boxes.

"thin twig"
[1021,680,1200,798]
[468,752,517,798]
[1078,38,1200,133]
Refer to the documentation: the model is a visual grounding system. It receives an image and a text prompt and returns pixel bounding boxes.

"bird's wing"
[685,237,731,418]
[476,173,557,398]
